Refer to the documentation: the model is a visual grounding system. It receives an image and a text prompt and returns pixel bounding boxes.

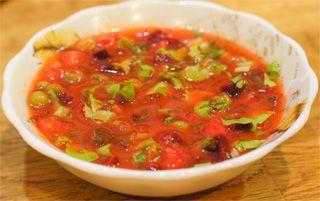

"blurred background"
[0,0,319,200]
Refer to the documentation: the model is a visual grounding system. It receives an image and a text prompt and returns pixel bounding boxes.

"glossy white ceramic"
[2,0,318,197]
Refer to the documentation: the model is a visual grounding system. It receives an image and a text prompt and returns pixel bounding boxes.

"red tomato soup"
[28,28,285,170]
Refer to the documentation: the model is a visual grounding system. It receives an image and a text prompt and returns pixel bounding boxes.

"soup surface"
[28,28,285,170]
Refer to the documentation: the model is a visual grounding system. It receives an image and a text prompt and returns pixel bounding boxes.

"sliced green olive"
[63,71,83,84]
[29,91,50,108]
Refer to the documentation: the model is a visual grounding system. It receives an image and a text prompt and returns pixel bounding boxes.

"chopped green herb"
[194,94,230,118]
[139,64,155,78]
[187,38,208,61]
[210,93,230,111]
[266,61,280,79]
[201,137,212,149]
[194,100,212,118]
[120,82,135,100]
[264,73,276,87]
[206,41,226,59]
[135,139,156,150]
[66,144,99,162]
[113,59,131,74]
[181,65,210,82]
[88,87,103,112]
[147,82,168,95]
[118,37,143,53]
[208,49,226,59]
[159,71,183,89]
[98,144,112,156]
[157,48,184,61]
[231,75,247,88]
[263,61,280,87]
[107,83,121,95]
[83,104,115,122]
[234,61,252,72]
[234,139,265,152]
[134,153,146,164]
[47,90,60,106]
[54,106,72,118]
[207,61,227,74]
[222,113,273,134]
[163,116,176,123]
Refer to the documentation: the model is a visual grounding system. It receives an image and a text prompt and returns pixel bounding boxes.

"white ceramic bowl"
[2,0,318,197]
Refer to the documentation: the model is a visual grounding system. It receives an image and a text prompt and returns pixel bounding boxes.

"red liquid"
[28,28,285,170]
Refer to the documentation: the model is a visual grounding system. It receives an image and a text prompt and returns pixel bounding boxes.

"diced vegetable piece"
[88,88,103,112]
[210,93,230,111]
[84,88,115,122]
[83,104,115,122]
[135,139,156,150]
[194,94,230,118]
[118,37,143,53]
[187,38,208,61]
[231,75,247,88]
[266,61,280,78]
[120,82,135,100]
[134,153,146,164]
[54,106,72,118]
[159,71,183,89]
[107,83,121,95]
[263,61,280,87]
[234,139,265,152]
[208,49,226,59]
[206,41,226,59]
[66,144,99,162]
[222,113,273,134]
[139,64,155,78]
[194,100,212,118]
[29,91,50,108]
[113,59,131,74]
[147,82,168,95]
[181,65,210,82]
[264,73,276,87]
[206,61,227,74]
[235,61,252,72]
[157,48,184,61]
[98,144,112,156]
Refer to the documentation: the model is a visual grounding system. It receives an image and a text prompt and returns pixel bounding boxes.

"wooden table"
[1,0,319,200]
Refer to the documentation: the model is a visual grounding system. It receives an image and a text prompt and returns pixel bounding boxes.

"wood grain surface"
[0,0,319,200]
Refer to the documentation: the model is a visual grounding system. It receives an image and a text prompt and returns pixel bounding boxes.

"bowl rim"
[2,0,318,180]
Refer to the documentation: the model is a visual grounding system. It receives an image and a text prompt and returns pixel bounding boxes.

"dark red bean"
[92,130,114,147]
[57,92,73,104]
[94,49,110,60]
[167,38,182,49]
[148,30,167,43]
[221,83,244,98]
[233,123,252,132]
